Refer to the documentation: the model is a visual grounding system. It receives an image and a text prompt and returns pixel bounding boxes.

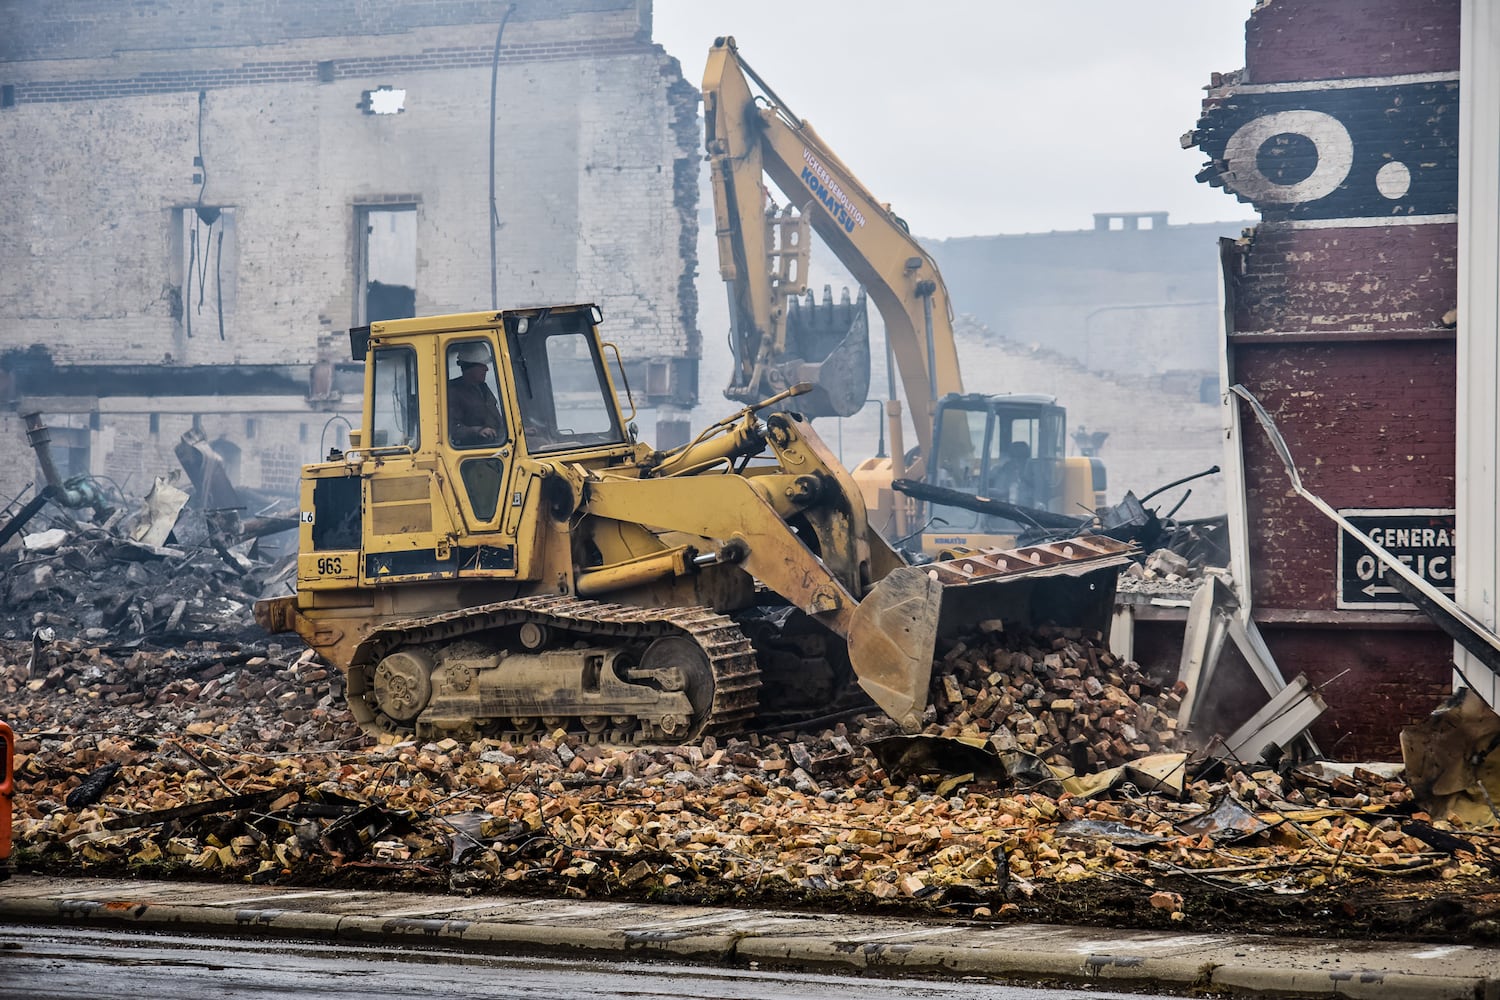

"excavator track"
[345,595,761,745]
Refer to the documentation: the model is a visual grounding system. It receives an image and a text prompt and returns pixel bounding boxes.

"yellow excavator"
[254,304,1131,744]
[703,37,1106,553]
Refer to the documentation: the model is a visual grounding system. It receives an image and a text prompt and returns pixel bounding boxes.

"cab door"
[360,342,461,582]
[436,335,523,579]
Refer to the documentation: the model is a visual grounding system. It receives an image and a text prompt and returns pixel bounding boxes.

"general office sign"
[1336,508,1456,610]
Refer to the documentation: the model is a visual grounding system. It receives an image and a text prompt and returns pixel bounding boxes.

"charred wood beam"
[5,363,314,398]
[891,479,1083,530]
[0,486,57,548]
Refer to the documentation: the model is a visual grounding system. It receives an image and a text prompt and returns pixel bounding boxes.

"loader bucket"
[846,535,1135,732]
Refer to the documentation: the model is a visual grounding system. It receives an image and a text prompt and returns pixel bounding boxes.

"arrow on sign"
[1362,582,1456,598]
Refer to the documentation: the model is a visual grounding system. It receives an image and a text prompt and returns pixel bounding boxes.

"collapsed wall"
[0,0,700,498]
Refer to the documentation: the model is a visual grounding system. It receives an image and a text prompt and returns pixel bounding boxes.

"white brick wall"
[0,7,697,500]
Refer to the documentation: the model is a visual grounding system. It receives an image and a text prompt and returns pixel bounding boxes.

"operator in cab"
[987,440,1032,505]
[448,344,506,447]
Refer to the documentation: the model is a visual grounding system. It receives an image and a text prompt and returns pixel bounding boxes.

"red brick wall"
[1245,0,1459,83]
[1232,340,1456,610]
[1231,225,1456,336]
[1190,0,1462,761]
[1136,621,1452,760]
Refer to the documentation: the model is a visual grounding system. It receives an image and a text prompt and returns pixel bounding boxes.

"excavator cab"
[503,308,630,454]
[921,394,1092,551]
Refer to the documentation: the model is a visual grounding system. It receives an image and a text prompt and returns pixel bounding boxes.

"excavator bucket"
[846,535,1134,731]
[775,287,871,419]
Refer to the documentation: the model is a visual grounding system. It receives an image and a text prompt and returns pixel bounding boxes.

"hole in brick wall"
[317,61,335,84]
[359,86,406,115]
[1,85,14,108]
[646,361,671,396]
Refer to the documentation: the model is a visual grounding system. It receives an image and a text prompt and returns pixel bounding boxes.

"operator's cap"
[455,344,491,369]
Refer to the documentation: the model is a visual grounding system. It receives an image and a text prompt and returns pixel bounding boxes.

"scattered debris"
[0,428,296,645]
[1401,688,1500,829]
[7,615,1500,941]
[893,467,1230,575]
[4,415,1497,941]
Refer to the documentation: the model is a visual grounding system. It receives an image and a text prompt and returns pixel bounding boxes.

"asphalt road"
[0,925,1184,1000]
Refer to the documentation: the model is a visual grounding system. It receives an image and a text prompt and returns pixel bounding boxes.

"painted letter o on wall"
[1223,110,1354,205]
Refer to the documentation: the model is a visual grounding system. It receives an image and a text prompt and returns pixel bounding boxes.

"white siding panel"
[1456,0,1500,704]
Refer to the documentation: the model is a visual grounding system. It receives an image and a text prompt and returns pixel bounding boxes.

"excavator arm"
[703,35,963,455]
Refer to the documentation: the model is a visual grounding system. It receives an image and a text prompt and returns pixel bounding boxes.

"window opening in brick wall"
[210,437,242,486]
[42,426,90,481]
[2,85,14,109]
[356,204,416,325]
[175,206,237,340]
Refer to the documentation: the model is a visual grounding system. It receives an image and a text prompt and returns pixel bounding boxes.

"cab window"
[507,310,625,452]
[369,347,419,449]
[445,340,508,449]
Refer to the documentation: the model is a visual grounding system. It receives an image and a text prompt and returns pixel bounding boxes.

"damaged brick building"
[0,0,700,503]
[1185,0,1500,757]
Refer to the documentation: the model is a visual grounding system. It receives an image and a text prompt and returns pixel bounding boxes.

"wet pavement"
[1,924,1187,1000]
[1,875,1496,998]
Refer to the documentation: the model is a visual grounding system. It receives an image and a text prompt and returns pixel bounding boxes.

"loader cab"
[926,394,1067,539]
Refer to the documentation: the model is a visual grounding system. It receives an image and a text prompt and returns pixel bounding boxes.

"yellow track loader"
[254,304,1131,743]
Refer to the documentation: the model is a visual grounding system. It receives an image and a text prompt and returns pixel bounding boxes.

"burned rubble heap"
[0,423,297,646]
[2,452,1496,938]
[6,614,1497,940]
[2,520,292,648]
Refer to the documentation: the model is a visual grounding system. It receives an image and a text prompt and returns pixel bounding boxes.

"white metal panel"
[1457,0,1500,706]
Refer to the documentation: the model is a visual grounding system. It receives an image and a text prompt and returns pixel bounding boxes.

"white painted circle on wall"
[1376,160,1412,200]
[1223,110,1354,204]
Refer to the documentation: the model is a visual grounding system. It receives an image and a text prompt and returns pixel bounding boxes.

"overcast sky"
[651,1,1255,239]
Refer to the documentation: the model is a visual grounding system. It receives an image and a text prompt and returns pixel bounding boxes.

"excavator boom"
[703,36,1108,552]
[704,36,961,449]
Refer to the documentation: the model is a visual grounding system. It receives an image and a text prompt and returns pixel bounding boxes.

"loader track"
[346,595,761,744]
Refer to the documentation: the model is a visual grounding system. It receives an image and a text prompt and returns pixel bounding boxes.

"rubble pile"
[2,638,345,748]
[924,624,1183,769]
[7,628,1498,940]
[0,492,295,644]
[1116,547,1216,603]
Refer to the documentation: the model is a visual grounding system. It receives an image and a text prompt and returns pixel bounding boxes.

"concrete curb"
[2,878,1496,999]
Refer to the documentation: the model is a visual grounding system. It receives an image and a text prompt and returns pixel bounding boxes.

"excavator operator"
[987,440,1033,505]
